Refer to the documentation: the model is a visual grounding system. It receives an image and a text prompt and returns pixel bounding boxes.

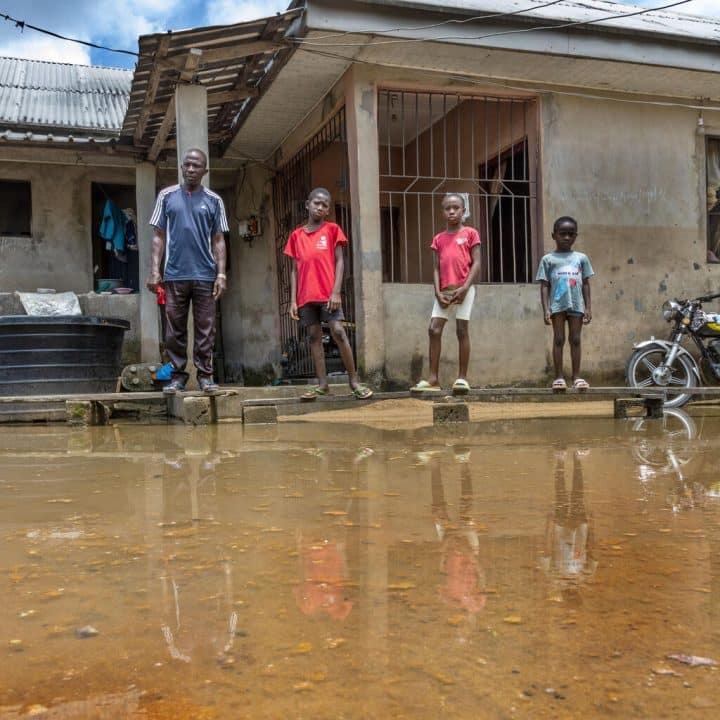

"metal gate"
[272,107,356,379]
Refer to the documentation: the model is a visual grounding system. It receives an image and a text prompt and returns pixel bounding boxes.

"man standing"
[146,148,229,395]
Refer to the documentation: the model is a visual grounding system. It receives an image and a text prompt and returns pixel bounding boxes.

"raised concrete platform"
[1,385,718,425]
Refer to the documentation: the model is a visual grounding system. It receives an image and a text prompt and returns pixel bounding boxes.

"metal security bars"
[378,90,539,284]
[272,108,356,379]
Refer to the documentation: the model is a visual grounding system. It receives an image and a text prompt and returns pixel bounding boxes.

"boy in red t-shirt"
[284,187,373,401]
[411,193,482,394]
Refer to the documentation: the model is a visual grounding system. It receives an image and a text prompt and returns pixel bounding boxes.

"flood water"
[2,409,720,718]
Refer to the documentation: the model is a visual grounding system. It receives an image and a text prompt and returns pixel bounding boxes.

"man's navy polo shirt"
[149,184,230,282]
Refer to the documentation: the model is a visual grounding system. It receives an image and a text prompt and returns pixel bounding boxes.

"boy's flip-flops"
[551,378,567,390]
[300,386,329,402]
[352,385,374,400]
[573,378,590,390]
[410,380,442,393]
[452,378,470,394]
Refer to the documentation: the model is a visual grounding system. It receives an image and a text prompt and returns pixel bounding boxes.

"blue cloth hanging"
[99,199,126,255]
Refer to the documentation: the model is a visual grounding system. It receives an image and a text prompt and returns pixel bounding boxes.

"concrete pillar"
[343,66,385,382]
[175,84,210,186]
[136,162,161,362]
[174,82,210,388]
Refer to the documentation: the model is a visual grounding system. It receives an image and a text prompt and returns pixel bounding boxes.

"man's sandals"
[300,385,374,402]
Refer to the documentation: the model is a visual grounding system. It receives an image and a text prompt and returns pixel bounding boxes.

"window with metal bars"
[378,90,539,284]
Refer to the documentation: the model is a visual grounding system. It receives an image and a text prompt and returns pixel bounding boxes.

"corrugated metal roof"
[0,57,132,134]
[121,8,302,158]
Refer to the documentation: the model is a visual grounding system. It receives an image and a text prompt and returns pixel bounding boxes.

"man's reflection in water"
[540,448,597,603]
[159,451,238,665]
[431,448,486,616]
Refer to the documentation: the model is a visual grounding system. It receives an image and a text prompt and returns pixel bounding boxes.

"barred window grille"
[378,90,540,284]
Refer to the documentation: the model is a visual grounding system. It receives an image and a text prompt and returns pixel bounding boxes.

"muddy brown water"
[2,407,720,718]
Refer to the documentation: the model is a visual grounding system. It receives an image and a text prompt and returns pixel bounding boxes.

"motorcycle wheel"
[626,344,697,408]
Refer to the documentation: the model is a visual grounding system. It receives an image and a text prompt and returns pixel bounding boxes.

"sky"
[0,0,717,70]
[0,0,291,68]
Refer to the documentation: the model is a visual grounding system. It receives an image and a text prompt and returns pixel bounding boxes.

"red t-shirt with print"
[431,226,481,289]
[284,222,348,307]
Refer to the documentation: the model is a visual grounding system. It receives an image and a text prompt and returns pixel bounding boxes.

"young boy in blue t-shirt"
[536,216,594,390]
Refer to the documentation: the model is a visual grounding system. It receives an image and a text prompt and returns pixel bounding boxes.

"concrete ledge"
[242,405,278,425]
[182,396,214,425]
[66,400,110,426]
[614,396,664,419]
[433,402,469,424]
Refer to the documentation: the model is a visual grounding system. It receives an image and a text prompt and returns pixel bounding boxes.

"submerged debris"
[74,625,99,639]
[667,654,717,667]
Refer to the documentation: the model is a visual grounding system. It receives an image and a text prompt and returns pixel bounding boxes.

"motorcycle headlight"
[662,300,680,321]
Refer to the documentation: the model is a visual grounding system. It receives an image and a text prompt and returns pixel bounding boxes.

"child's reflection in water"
[292,448,368,621]
[293,535,354,620]
[431,448,487,615]
[540,448,597,602]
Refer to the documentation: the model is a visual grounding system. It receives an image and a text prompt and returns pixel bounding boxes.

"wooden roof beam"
[147,96,175,162]
[179,48,203,83]
[134,35,171,144]
[146,87,258,116]
[156,40,282,71]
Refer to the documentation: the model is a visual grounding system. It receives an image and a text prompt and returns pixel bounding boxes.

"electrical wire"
[0,7,304,62]
[298,0,568,42]
[291,0,699,47]
[0,12,145,58]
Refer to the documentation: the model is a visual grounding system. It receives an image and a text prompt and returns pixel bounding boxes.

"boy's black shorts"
[298,302,345,327]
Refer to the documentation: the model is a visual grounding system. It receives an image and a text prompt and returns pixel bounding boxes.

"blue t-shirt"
[149,185,230,282]
[535,251,594,314]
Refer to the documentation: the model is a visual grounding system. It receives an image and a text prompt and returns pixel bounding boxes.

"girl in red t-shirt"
[411,193,482,394]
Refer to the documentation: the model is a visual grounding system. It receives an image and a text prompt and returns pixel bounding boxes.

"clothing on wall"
[97,199,140,290]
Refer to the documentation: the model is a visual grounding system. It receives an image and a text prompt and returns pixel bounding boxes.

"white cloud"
[205,0,291,25]
[0,0,186,66]
[0,35,90,64]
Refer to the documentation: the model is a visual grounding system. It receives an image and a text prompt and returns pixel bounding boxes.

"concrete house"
[3,0,720,386]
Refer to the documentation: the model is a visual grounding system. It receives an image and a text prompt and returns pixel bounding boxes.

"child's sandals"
[452,378,470,395]
[572,378,590,390]
[352,385,373,400]
[410,380,442,393]
[551,378,567,391]
[300,386,329,402]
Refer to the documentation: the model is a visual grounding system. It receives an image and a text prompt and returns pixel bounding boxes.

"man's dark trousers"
[164,280,216,384]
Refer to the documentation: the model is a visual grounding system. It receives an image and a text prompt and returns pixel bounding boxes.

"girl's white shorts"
[431,285,475,321]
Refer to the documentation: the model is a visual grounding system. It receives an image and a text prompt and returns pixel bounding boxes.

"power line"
[0,12,144,59]
[291,0,698,47]
[299,0,568,42]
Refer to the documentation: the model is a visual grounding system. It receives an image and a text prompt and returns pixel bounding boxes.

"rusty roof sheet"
[121,8,302,158]
[0,57,131,134]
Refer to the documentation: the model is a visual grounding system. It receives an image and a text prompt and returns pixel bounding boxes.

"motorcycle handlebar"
[695,292,720,303]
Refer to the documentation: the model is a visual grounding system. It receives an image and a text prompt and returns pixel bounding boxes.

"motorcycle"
[626,291,720,407]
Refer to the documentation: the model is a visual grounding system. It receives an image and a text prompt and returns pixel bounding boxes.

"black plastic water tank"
[0,316,130,396]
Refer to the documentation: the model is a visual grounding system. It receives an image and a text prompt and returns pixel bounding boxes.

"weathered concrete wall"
[383,283,542,386]
[540,94,720,382]
[221,164,281,383]
[0,161,136,294]
[82,293,140,364]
